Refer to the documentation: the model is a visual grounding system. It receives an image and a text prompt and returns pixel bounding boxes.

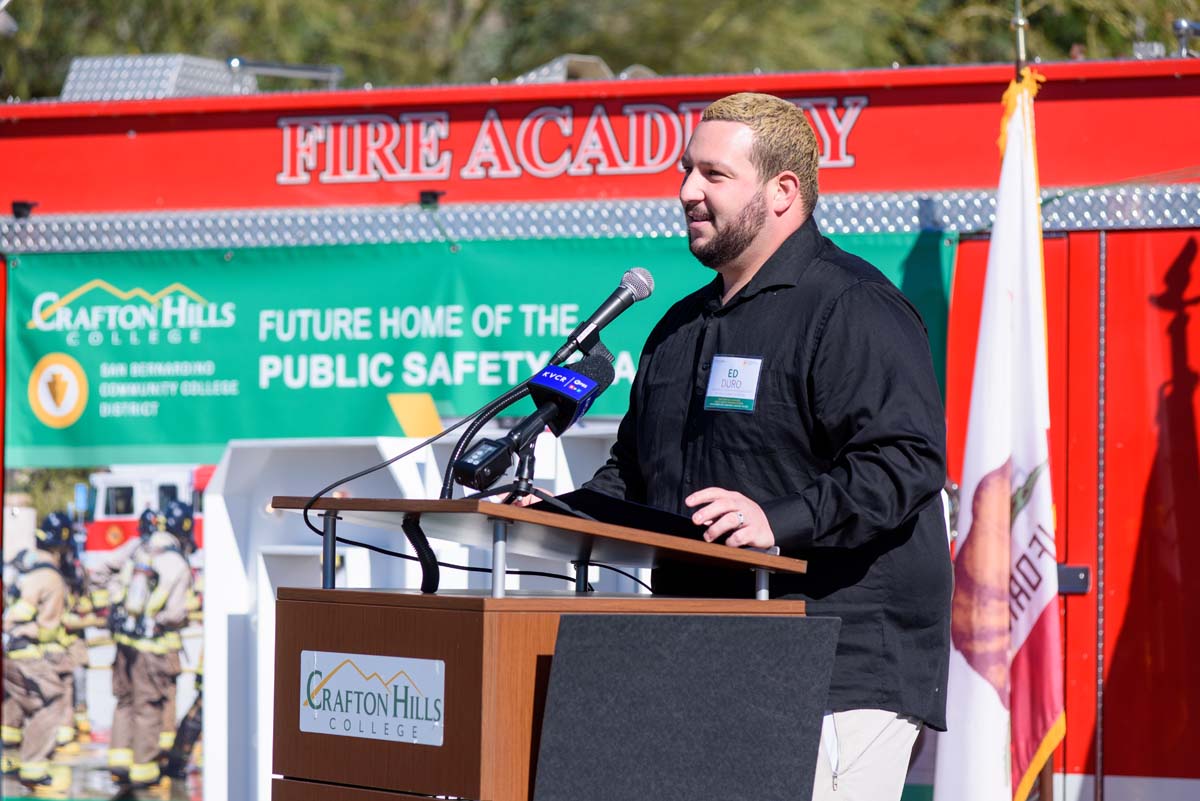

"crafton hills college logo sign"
[28,352,89,428]
[300,650,446,747]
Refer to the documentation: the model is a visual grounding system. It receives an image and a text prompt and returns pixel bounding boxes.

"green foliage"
[0,0,1193,99]
[5,467,96,520]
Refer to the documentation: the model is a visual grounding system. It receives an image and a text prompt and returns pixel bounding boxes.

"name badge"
[704,355,763,412]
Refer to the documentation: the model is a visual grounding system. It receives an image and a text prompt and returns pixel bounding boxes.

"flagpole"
[1013,0,1028,81]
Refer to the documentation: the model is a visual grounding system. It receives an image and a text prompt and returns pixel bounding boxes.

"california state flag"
[933,69,1065,801]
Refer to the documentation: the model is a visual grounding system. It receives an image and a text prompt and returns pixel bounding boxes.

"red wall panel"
[1097,230,1200,778]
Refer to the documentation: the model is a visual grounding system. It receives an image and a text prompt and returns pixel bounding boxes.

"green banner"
[6,232,955,467]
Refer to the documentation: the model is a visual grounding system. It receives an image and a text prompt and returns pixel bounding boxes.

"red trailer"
[2,54,1198,800]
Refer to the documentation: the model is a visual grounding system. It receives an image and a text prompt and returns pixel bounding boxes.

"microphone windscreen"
[620,267,654,301]
[571,351,617,392]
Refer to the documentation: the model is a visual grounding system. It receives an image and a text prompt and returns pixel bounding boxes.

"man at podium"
[583,92,952,801]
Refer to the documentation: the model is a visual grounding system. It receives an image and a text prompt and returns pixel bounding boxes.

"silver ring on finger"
[735,511,745,527]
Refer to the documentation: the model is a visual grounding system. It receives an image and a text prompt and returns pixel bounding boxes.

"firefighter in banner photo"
[53,532,105,757]
[162,557,204,779]
[93,502,193,789]
[2,513,73,792]
[159,503,202,766]
[91,506,159,784]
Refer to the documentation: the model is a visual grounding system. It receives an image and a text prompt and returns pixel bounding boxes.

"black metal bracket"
[419,189,444,210]
[1058,564,1091,595]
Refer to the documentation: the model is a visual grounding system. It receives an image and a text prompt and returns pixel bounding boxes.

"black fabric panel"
[533,614,840,801]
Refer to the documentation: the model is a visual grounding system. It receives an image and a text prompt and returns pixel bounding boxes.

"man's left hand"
[685,488,775,549]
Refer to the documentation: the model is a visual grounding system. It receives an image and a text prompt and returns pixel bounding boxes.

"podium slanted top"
[270,496,806,576]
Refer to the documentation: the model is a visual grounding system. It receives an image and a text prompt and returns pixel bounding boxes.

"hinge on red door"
[1058,565,1091,594]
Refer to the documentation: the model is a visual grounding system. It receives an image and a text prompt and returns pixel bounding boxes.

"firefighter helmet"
[35,511,73,550]
[138,508,161,540]
[163,500,194,543]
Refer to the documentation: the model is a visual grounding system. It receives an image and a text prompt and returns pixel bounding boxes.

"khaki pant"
[110,644,182,783]
[52,639,88,746]
[161,651,181,750]
[810,709,922,801]
[3,652,68,783]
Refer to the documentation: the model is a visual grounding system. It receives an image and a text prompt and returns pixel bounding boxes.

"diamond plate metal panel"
[59,55,256,101]
[2,185,1197,254]
[513,54,615,84]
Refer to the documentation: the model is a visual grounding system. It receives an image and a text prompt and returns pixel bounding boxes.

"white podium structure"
[200,425,620,801]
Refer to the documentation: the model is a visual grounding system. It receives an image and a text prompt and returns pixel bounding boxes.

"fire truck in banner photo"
[1,48,1199,801]
[84,464,212,554]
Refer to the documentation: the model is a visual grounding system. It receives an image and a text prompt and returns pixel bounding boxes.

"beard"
[688,190,767,269]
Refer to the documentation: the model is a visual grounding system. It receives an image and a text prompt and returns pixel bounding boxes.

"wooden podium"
[270,498,811,801]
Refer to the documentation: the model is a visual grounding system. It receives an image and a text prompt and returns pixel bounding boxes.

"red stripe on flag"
[1010,600,1065,800]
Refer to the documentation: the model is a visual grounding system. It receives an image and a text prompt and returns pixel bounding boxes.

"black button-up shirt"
[585,217,952,729]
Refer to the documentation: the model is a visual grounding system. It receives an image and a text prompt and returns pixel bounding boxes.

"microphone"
[452,352,616,490]
[550,268,654,365]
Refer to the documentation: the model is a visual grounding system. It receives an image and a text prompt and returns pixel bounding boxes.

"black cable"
[439,383,531,499]
[302,384,529,536]
[323,533,579,585]
[302,355,617,590]
[401,514,439,594]
[299,389,594,588]
[468,485,598,522]
[302,426,462,537]
[517,491,595,520]
[583,560,654,593]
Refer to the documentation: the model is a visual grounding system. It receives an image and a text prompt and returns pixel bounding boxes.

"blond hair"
[701,92,819,213]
